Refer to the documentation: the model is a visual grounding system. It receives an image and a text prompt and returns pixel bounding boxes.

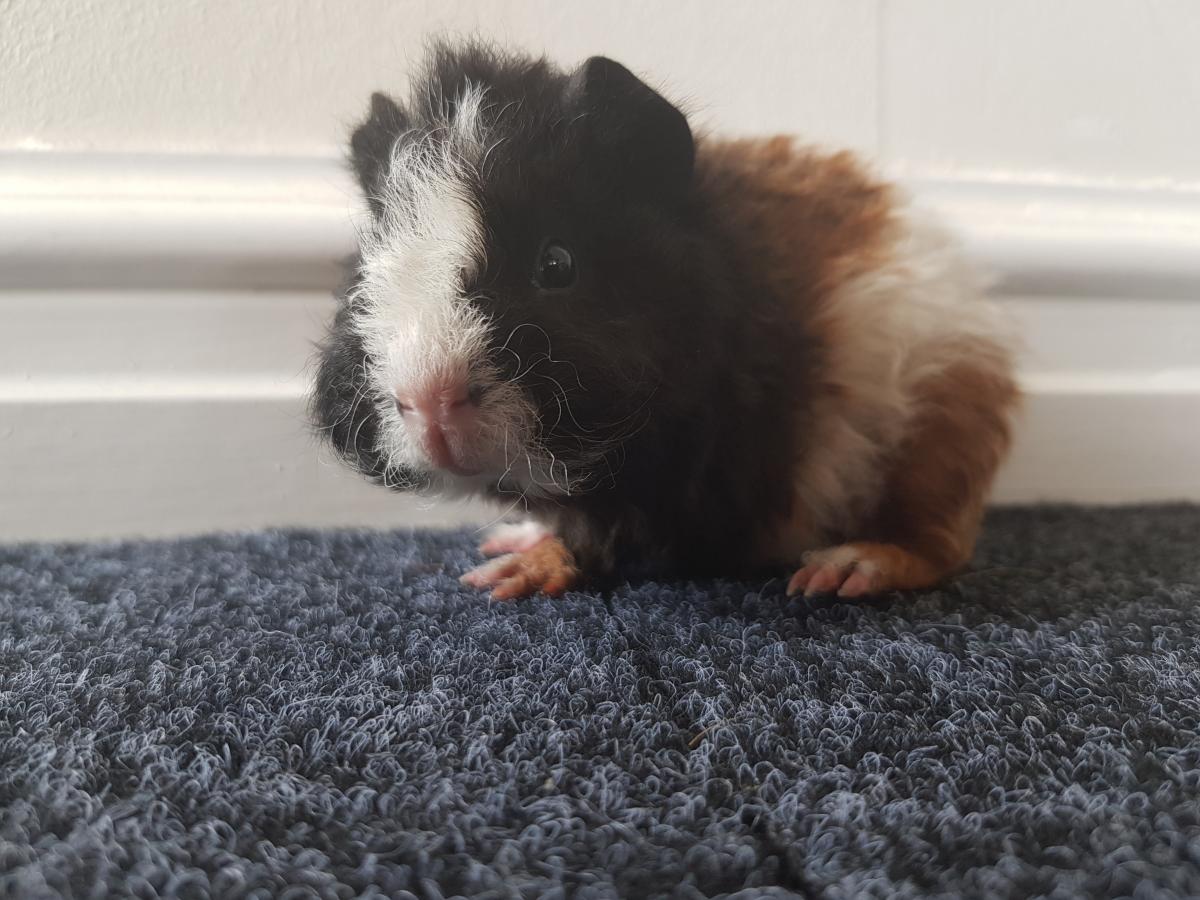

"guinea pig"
[311,41,1019,601]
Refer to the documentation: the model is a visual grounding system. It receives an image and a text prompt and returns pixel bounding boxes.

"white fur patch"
[480,520,551,555]
[349,85,561,498]
[767,199,1017,559]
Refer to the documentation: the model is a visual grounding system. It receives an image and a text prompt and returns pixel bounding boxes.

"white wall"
[1,0,877,155]
[9,0,1200,182]
[2,0,1199,540]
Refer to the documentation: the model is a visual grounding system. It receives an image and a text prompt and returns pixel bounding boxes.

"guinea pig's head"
[312,43,697,500]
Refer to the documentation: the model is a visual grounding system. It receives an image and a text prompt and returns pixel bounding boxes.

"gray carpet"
[2,506,1200,899]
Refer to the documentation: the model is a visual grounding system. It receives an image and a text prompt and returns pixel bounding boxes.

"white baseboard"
[1,385,1194,543]
[995,380,1200,504]
[2,151,1197,541]
[0,152,356,290]
[904,175,1200,300]
[0,395,495,543]
[6,151,1200,297]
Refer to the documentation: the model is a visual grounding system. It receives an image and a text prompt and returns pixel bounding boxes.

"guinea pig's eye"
[533,240,577,291]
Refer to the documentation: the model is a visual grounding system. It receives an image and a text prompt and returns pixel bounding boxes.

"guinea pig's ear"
[569,57,694,198]
[349,92,411,217]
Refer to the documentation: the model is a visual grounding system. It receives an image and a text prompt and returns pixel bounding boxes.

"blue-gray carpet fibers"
[2,506,1200,899]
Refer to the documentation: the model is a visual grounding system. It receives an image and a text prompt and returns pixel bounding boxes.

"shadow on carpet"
[2,506,1200,899]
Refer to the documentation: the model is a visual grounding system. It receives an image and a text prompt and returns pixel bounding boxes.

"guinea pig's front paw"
[460,537,580,601]
[786,542,943,599]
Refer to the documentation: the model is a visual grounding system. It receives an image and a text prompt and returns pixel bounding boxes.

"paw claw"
[459,571,485,588]
[837,570,874,598]
[460,554,517,588]
[787,541,941,601]
[804,565,846,597]
[786,565,816,596]
[491,576,531,602]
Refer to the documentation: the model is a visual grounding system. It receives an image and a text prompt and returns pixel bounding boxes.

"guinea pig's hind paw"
[787,560,868,598]
[786,542,942,599]
[460,538,580,601]
[477,520,551,557]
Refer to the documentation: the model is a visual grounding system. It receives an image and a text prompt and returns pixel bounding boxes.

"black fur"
[349,93,410,217]
[567,55,694,198]
[310,270,427,493]
[313,42,810,579]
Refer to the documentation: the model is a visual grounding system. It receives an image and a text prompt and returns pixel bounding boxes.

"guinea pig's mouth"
[419,423,483,478]
[382,375,547,489]
[396,398,488,479]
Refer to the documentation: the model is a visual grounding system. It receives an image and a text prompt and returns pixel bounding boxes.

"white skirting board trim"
[4,150,1200,297]
[1,379,1196,542]
[1,151,1198,539]
[0,152,357,290]
[904,176,1200,300]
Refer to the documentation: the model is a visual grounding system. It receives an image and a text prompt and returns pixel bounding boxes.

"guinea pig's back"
[694,136,1019,559]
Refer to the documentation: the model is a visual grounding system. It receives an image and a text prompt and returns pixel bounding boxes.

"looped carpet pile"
[2,505,1199,898]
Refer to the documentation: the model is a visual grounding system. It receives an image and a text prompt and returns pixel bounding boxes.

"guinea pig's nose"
[395,382,480,420]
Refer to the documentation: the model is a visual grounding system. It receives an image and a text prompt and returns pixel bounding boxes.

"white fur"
[764,199,1017,561]
[480,520,551,554]
[349,85,564,500]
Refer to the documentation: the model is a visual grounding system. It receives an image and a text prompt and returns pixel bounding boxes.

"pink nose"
[394,383,478,422]
[394,381,482,475]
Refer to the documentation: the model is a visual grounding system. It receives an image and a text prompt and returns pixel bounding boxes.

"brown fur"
[695,137,910,563]
[786,341,1019,595]
[699,137,1018,594]
[868,353,1021,580]
[695,136,897,302]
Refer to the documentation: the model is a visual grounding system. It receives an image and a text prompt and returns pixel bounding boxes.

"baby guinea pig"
[312,41,1019,601]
